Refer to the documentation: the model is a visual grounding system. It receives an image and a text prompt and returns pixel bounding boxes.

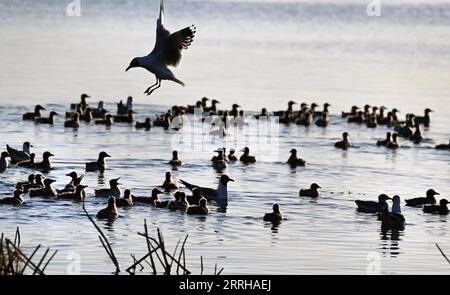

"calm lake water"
[0,0,449,274]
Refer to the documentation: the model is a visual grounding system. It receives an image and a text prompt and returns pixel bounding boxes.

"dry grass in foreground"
[83,202,224,275]
[0,228,57,275]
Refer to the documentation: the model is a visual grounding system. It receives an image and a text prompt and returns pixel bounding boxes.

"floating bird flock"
[1,93,447,228]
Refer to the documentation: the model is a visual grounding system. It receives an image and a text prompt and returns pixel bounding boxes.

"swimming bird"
[92,101,108,119]
[35,111,58,125]
[15,174,35,192]
[17,153,35,168]
[380,195,405,229]
[114,109,134,123]
[85,151,111,173]
[255,108,269,120]
[415,108,433,127]
[57,185,88,201]
[377,132,391,146]
[435,140,450,151]
[263,203,283,223]
[168,191,182,211]
[32,151,54,172]
[239,147,256,164]
[132,188,164,205]
[355,194,391,213]
[378,111,394,126]
[335,132,351,150]
[295,111,313,127]
[228,149,238,162]
[153,113,171,129]
[313,103,330,118]
[6,142,32,163]
[186,198,209,215]
[70,93,90,110]
[29,178,57,197]
[186,100,203,114]
[347,111,364,124]
[64,113,80,128]
[180,175,234,205]
[23,105,45,121]
[287,148,305,167]
[57,171,84,194]
[81,108,93,123]
[116,189,134,207]
[125,0,196,96]
[366,115,378,128]
[315,112,330,127]
[95,114,113,126]
[0,151,10,172]
[117,96,133,115]
[386,133,400,149]
[409,123,423,144]
[149,189,170,208]
[395,120,413,138]
[96,197,119,220]
[274,101,296,118]
[94,178,121,198]
[0,189,24,206]
[161,172,179,192]
[211,148,227,170]
[135,117,152,130]
[23,174,44,192]
[341,105,359,118]
[405,189,439,207]
[299,183,321,198]
[186,187,203,205]
[169,150,182,166]
[204,99,220,113]
[65,104,84,119]
[178,192,190,212]
[423,199,449,215]
[376,106,387,121]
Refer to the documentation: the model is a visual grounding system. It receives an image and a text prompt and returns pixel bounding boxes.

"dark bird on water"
[85,151,111,173]
[0,189,24,206]
[6,141,32,163]
[299,183,321,198]
[423,199,449,215]
[263,203,283,223]
[96,197,119,220]
[286,148,305,167]
[186,198,209,215]
[335,132,351,150]
[355,194,391,213]
[23,105,45,121]
[380,195,405,229]
[405,189,439,207]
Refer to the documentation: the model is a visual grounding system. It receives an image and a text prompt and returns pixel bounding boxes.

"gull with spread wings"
[126,0,196,96]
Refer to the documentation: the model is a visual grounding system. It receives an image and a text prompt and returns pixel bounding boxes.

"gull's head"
[126,58,139,72]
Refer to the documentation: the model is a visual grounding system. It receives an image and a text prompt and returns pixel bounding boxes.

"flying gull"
[126,0,196,96]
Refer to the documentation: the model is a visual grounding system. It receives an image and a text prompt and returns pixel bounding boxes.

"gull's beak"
[125,65,131,72]
[229,178,235,182]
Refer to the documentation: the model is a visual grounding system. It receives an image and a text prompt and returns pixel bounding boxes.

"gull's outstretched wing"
[150,0,170,55]
[159,25,196,67]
